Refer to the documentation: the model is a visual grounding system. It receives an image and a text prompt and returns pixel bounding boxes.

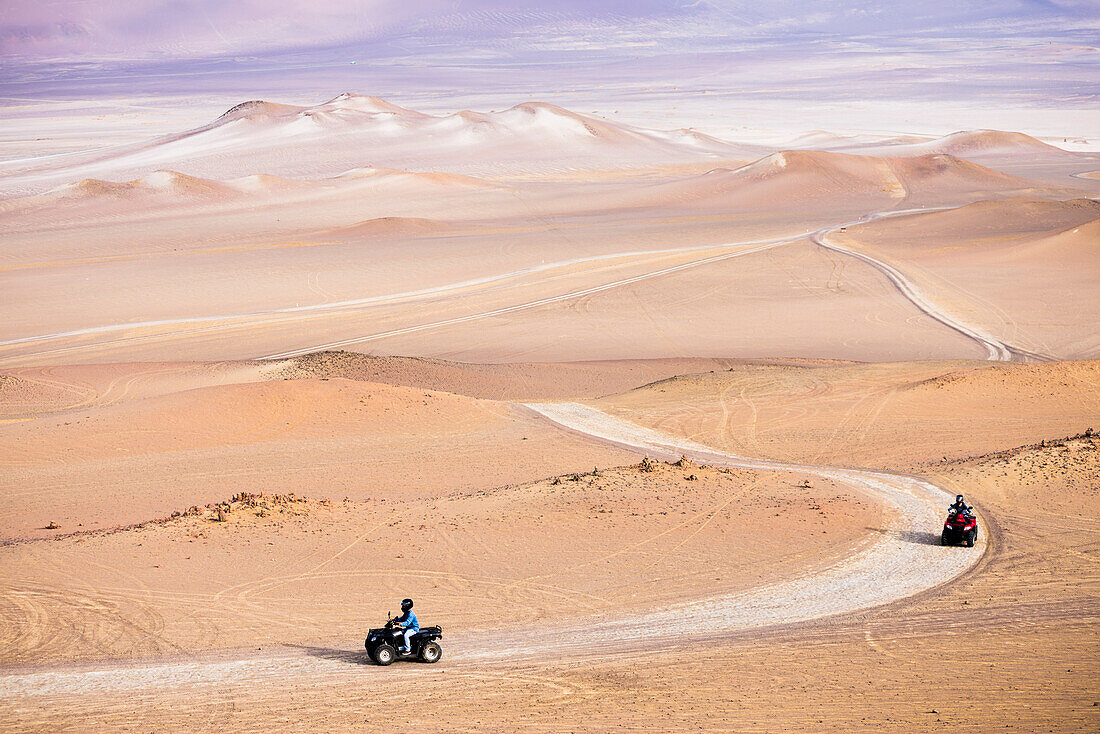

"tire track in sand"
[257,238,795,360]
[0,236,799,366]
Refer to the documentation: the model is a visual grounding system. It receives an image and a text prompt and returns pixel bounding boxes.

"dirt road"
[0,404,982,701]
[2,207,1039,367]
[810,211,1052,361]
[522,404,984,639]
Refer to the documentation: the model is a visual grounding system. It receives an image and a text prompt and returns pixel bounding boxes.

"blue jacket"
[396,610,419,631]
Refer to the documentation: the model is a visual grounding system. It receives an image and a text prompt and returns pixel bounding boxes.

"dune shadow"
[864,526,941,546]
[285,643,372,666]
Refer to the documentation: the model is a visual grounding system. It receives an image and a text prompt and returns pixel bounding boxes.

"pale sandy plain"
[1,96,1098,732]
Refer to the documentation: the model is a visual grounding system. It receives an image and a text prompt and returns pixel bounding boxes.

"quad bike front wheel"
[420,642,442,663]
[966,530,976,547]
[373,643,396,666]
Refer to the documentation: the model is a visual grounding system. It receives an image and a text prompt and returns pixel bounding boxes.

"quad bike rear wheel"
[420,641,442,663]
[373,643,396,666]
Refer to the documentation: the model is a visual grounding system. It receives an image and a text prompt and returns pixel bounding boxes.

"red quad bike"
[942,509,978,547]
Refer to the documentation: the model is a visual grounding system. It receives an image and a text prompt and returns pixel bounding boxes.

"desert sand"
[2,94,1098,732]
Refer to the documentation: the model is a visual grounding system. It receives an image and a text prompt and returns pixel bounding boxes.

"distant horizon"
[2,90,1097,158]
[3,1,1098,144]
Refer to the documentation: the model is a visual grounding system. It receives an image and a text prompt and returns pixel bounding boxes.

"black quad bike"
[365,617,443,665]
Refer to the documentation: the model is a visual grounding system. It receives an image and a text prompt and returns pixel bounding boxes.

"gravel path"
[0,404,985,698]
[517,403,985,644]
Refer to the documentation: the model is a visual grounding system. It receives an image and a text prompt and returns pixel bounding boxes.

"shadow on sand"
[285,643,372,665]
[865,527,942,546]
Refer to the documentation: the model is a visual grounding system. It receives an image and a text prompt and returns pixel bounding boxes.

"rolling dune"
[594,359,1100,468]
[0,375,638,541]
[0,95,763,197]
[642,150,1046,211]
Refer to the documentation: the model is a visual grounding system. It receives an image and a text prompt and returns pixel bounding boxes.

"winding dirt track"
[810,211,1050,362]
[257,238,797,360]
[0,237,802,367]
[3,206,1044,367]
[0,208,1016,699]
[0,405,985,698]
[262,208,1051,364]
[0,239,794,354]
[258,208,1046,364]
[519,404,985,641]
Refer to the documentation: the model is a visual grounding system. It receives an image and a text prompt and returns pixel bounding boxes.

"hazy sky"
[1,1,1098,137]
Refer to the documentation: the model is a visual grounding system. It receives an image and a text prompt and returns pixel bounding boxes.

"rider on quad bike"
[942,494,978,547]
[948,494,972,517]
[365,600,443,665]
[393,598,419,654]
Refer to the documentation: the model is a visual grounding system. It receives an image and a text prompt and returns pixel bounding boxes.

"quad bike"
[942,509,978,547]
[365,616,443,665]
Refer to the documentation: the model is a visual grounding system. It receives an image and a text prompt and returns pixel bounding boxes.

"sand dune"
[185,96,748,161]
[0,354,769,417]
[0,96,763,197]
[787,130,930,149]
[0,374,647,541]
[43,170,235,202]
[1,165,500,225]
[280,351,805,400]
[12,145,1053,237]
[640,150,1044,212]
[813,128,1084,160]
[0,360,284,418]
[814,129,1100,191]
[318,217,470,240]
[210,100,306,124]
[0,143,1084,369]
[846,196,1100,240]
[1020,216,1100,260]
[595,359,1100,469]
[926,130,1079,157]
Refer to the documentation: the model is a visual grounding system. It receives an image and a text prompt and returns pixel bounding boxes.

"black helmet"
[401,598,413,611]
[956,495,964,503]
